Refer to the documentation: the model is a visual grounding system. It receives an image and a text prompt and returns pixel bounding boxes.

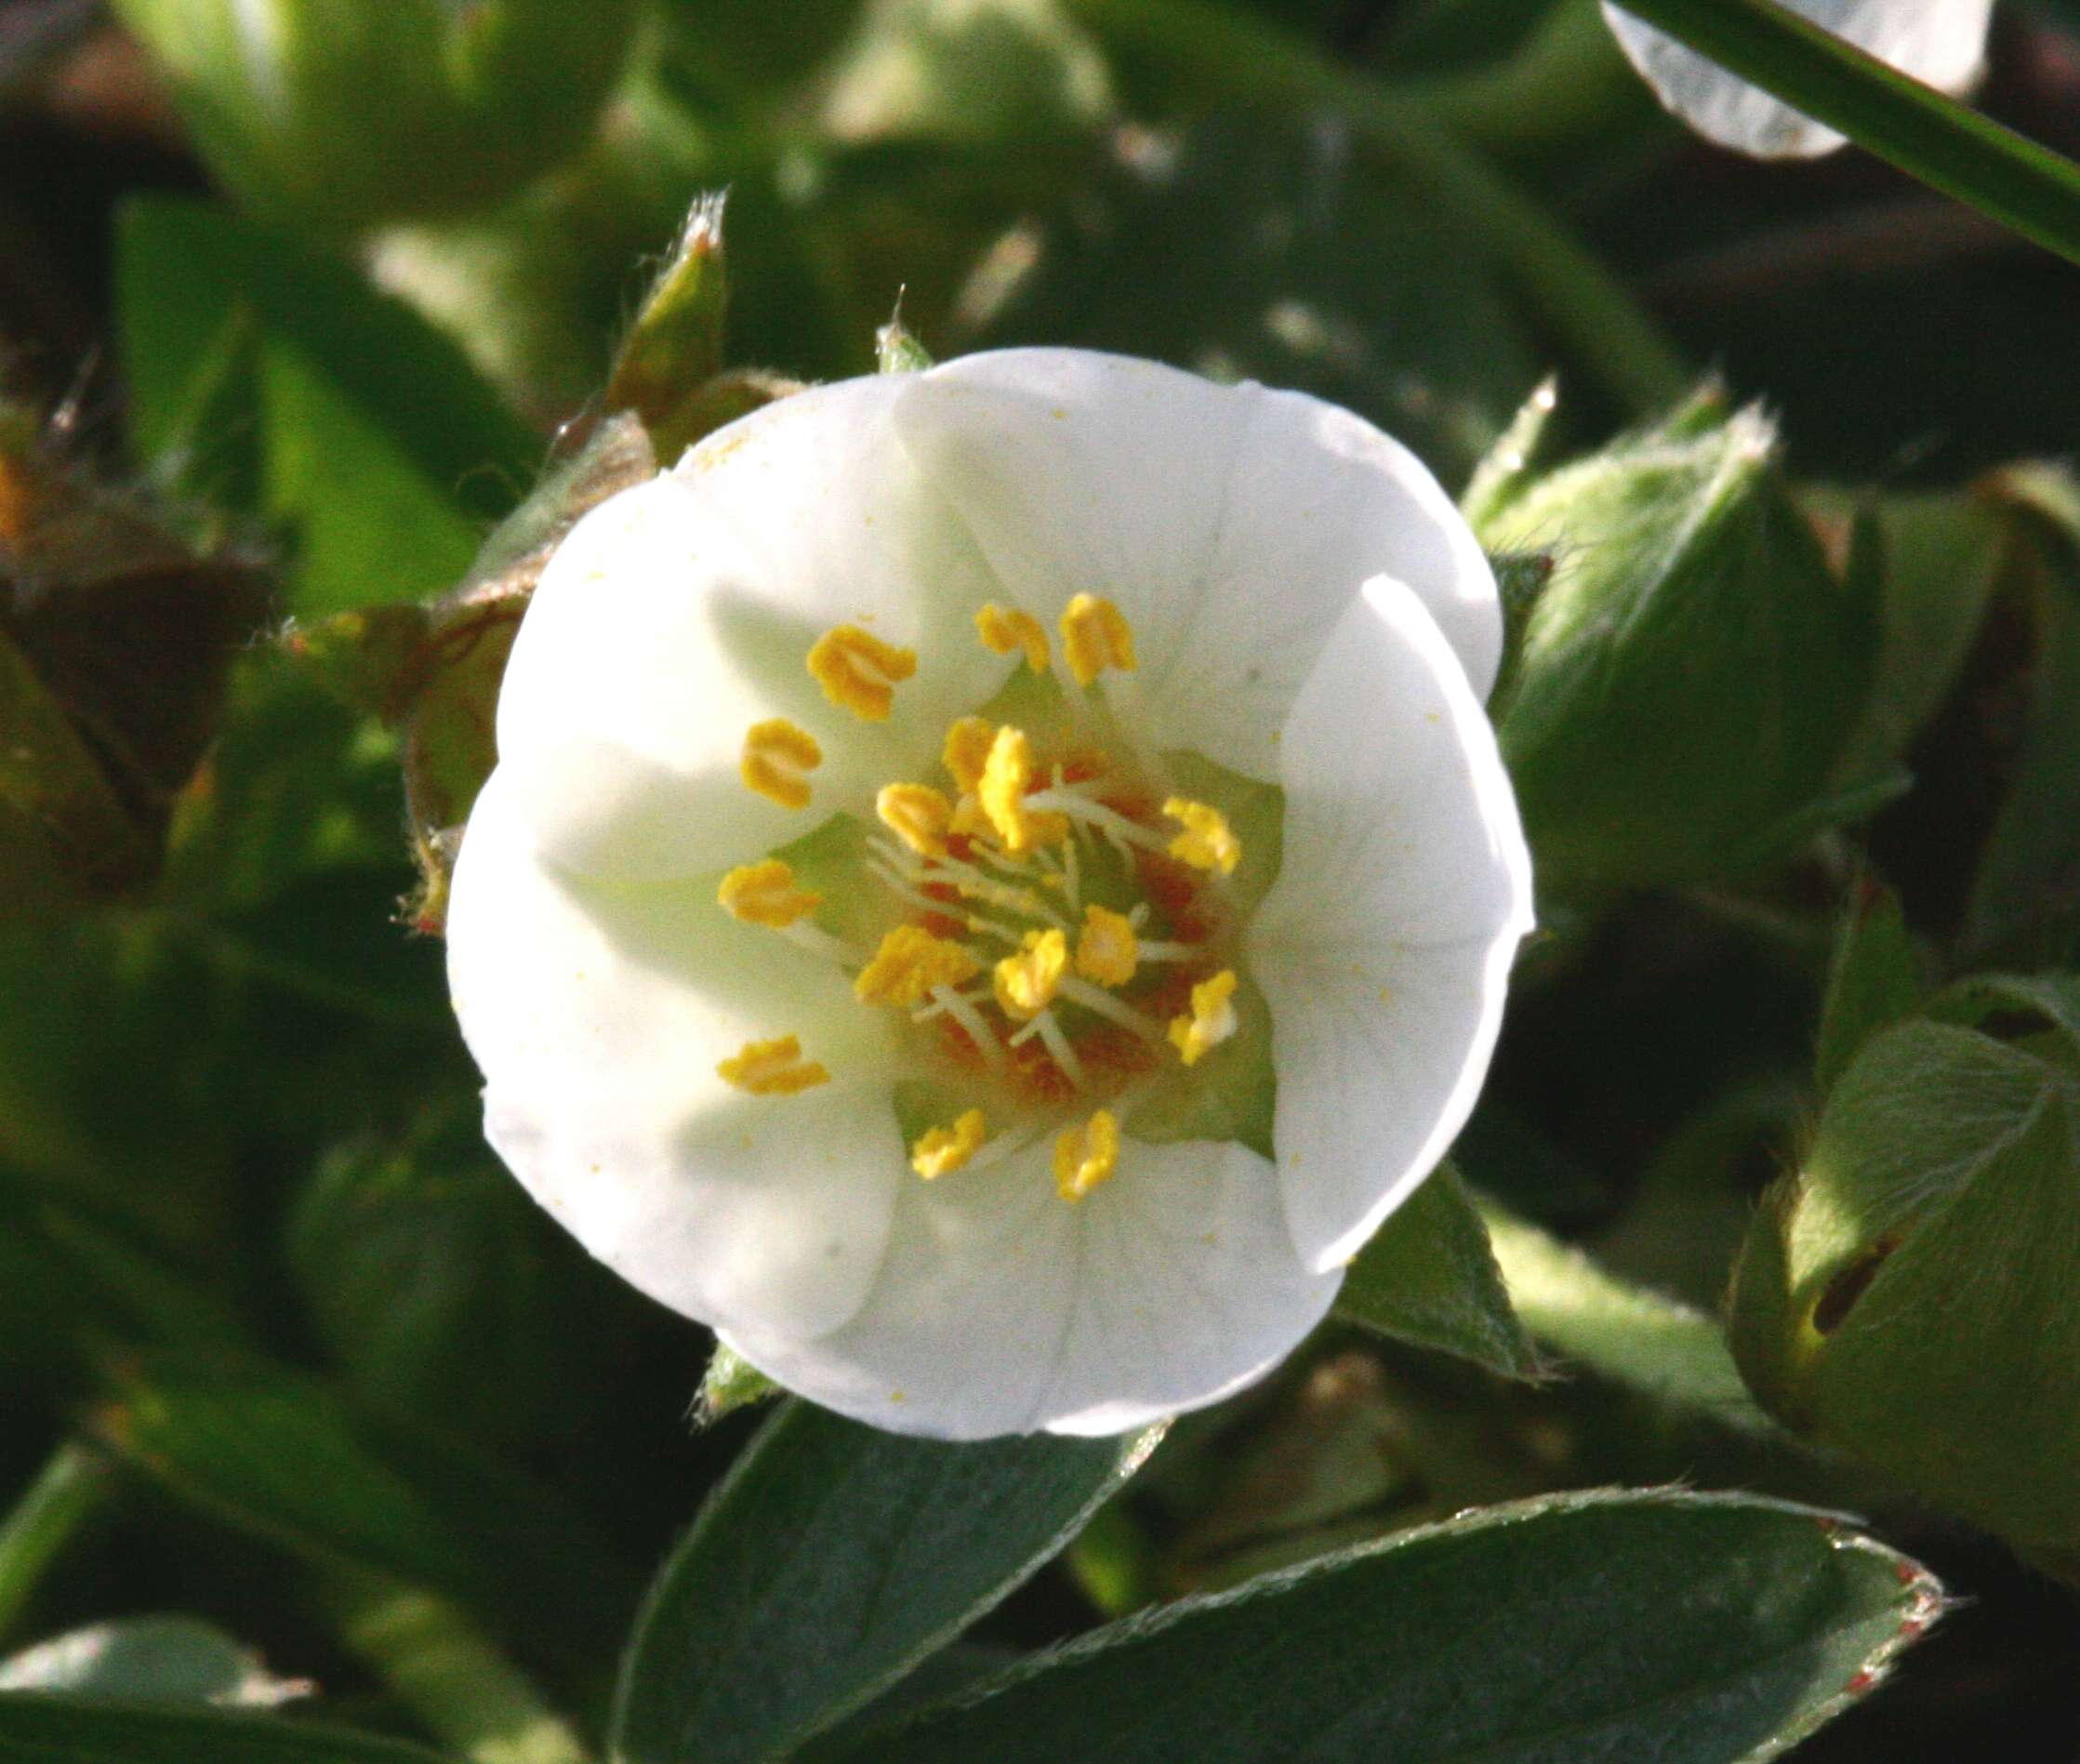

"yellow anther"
[717,1034,829,1095]
[718,859,822,928]
[877,782,955,858]
[1163,796,1241,875]
[942,716,996,793]
[855,924,981,1008]
[1060,593,1136,686]
[911,1108,988,1179]
[977,725,1069,853]
[807,624,917,722]
[975,603,1051,673]
[740,719,822,810]
[993,928,1068,1021]
[1169,970,1239,1067]
[1053,1109,1120,1201]
[1074,904,1140,988]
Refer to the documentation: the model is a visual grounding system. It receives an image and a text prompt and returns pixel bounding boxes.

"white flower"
[445,348,1533,1439]
[1603,1,1996,158]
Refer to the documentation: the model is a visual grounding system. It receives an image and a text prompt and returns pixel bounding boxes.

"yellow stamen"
[993,928,1068,1021]
[1074,904,1139,987]
[943,716,996,792]
[877,782,955,858]
[1169,970,1239,1067]
[718,858,822,927]
[1060,593,1136,686]
[977,725,1069,853]
[1163,796,1241,875]
[1053,1109,1120,1201]
[855,924,982,1007]
[740,719,821,810]
[975,603,1051,672]
[808,624,917,722]
[911,1108,988,1179]
[717,1034,828,1095]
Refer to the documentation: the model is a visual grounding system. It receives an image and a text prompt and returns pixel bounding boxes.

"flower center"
[713,597,1271,1202]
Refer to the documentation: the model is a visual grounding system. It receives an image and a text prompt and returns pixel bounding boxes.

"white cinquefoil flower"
[446,348,1533,1439]
[1604,1,1995,158]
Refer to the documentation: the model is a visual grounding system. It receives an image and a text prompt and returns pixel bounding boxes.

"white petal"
[496,378,1006,882]
[894,348,1501,780]
[446,769,908,1339]
[1248,577,1533,1272]
[1603,1,1994,159]
[720,1136,1341,1439]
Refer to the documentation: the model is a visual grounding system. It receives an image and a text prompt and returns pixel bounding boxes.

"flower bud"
[1729,975,2080,1575]
[113,0,641,229]
[1482,391,1877,894]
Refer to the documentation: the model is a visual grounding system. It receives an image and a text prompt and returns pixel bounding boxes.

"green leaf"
[114,198,533,612]
[258,344,484,617]
[1816,882,1923,1098]
[285,1117,625,1447]
[812,1489,1941,1764]
[1479,1199,1769,1428]
[0,1695,456,1762]
[0,1618,294,1708]
[610,1400,1159,1764]
[1334,1163,1538,1379]
[86,1355,638,1670]
[119,199,531,509]
[1607,0,2080,273]
[1489,396,1878,892]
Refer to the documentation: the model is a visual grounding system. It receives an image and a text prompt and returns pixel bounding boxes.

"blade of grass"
[0,1444,110,1646]
[1610,0,2080,270]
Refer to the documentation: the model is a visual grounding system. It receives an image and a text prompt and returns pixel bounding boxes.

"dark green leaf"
[87,1355,637,1670]
[1334,1163,1538,1379]
[0,1695,454,1762]
[814,1489,1940,1764]
[611,1400,1158,1764]
[286,1118,623,1446]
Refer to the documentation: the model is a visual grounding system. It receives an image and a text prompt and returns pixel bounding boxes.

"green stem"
[1610,0,2080,272]
[0,1444,111,1645]
[317,1571,591,1764]
[1066,0,1689,416]
[1396,0,1640,158]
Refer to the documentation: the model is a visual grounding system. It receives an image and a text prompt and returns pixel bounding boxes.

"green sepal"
[1487,390,1879,894]
[1730,1005,2080,1565]
[1814,879,1923,1098]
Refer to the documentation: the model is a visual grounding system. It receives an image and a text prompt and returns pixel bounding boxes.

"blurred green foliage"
[6,0,2080,1756]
